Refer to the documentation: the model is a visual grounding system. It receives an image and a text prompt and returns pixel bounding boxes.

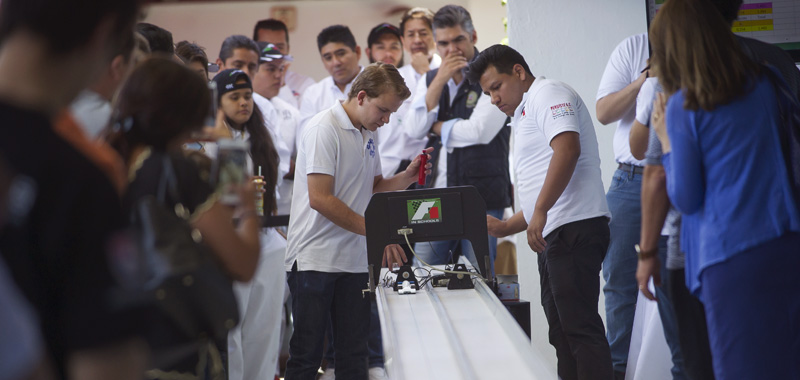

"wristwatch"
[635,244,658,260]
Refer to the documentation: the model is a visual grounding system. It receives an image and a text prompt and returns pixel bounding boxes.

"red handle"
[417,151,427,186]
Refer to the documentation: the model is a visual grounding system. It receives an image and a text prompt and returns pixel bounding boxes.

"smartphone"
[212,139,250,205]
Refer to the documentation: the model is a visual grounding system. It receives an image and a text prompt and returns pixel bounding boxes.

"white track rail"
[375,268,556,380]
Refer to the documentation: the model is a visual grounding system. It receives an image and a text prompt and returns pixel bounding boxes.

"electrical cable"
[401,230,485,281]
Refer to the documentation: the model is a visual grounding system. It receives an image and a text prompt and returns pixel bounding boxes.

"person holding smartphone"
[107,58,262,378]
[206,68,286,380]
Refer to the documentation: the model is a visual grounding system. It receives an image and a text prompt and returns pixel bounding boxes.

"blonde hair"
[348,62,411,100]
[649,0,759,111]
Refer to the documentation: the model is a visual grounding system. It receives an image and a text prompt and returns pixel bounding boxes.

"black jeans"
[667,268,715,380]
[286,270,370,380]
[538,217,613,380]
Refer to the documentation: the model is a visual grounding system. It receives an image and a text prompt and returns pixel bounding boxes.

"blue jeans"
[603,168,642,373]
[413,208,504,274]
[286,270,370,380]
[655,236,687,380]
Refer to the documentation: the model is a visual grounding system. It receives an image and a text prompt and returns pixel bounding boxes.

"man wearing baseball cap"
[365,23,404,67]
[254,42,300,215]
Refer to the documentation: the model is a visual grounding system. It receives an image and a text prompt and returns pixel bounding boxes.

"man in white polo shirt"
[286,63,428,380]
[469,45,613,380]
[375,8,441,178]
[253,19,316,109]
[298,25,363,140]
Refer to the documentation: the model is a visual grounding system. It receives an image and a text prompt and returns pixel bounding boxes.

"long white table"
[375,267,556,380]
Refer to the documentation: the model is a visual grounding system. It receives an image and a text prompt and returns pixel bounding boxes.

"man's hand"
[438,51,468,82]
[636,255,661,301]
[382,244,408,268]
[527,209,548,253]
[401,147,433,182]
[487,214,508,238]
[410,52,430,75]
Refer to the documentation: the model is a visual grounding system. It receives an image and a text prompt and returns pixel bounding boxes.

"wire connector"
[397,228,413,236]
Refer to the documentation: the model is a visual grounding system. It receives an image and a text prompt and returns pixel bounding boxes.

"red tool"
[418,150,428,186]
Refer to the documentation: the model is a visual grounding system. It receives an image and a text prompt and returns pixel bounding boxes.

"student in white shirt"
[253,19,316,108]
[298,25,363,139]
[470,45,613,380]
[398,7,442,99]
[214,37,294,380]
[216,35,292,187]
[254,42,301,215]
[403,5,510,271]
[363,22,417,177]
[285,63,429,380]
[205,68,285,380]
[595,33,650,377]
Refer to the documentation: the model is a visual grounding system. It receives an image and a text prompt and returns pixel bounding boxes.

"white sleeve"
[441,92,508,148]
[536,84,583,143]
[303,122,338,177]
[635,78,658,126]
[403,74,438,140]
[298,85,321,147]
[596,37,635,101]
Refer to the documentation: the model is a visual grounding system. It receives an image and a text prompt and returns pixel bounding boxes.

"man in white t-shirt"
[374,8,441,178]
[253,19,316,108]
[298,25,363,141]
[470,44,613,380]
[363,22,415,177]
[285,63,428,380]
[254,42,301,215]
[595,33,649,378]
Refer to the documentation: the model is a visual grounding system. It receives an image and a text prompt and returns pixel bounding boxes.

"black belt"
[618,163,645,175]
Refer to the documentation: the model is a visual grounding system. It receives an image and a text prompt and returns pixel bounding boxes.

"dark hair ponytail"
[239,106,279,214]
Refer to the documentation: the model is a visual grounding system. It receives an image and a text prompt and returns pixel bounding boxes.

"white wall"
[507,0,647,372]
[143,0,507,82]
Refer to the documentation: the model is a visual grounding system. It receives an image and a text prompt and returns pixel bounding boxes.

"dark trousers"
[323,299,384,368]
[538,217,613,380]
[700,232,800,380]
[286,270,370,380]
[667,268,715,380]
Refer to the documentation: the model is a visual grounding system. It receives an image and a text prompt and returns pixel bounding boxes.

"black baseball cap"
[211,69,252,102]
[367,23,402,48]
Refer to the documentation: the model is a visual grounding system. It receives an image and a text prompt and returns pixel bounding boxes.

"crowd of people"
[0,0,798,380]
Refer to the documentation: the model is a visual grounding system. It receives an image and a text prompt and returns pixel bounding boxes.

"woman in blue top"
[649,0,800,378]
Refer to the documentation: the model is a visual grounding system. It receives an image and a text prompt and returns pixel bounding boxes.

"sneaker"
[318,367,335,380]
[368,367,388,380]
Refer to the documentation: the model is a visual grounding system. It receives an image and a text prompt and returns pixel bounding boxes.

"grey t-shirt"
[639,79,686,270]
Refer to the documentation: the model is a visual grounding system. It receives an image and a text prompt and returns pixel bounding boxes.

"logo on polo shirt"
[407,198,442,225]
[550,102,575,119]
[366,138,376,158]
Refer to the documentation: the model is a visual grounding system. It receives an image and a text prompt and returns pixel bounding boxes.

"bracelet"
[635,244,658,260]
